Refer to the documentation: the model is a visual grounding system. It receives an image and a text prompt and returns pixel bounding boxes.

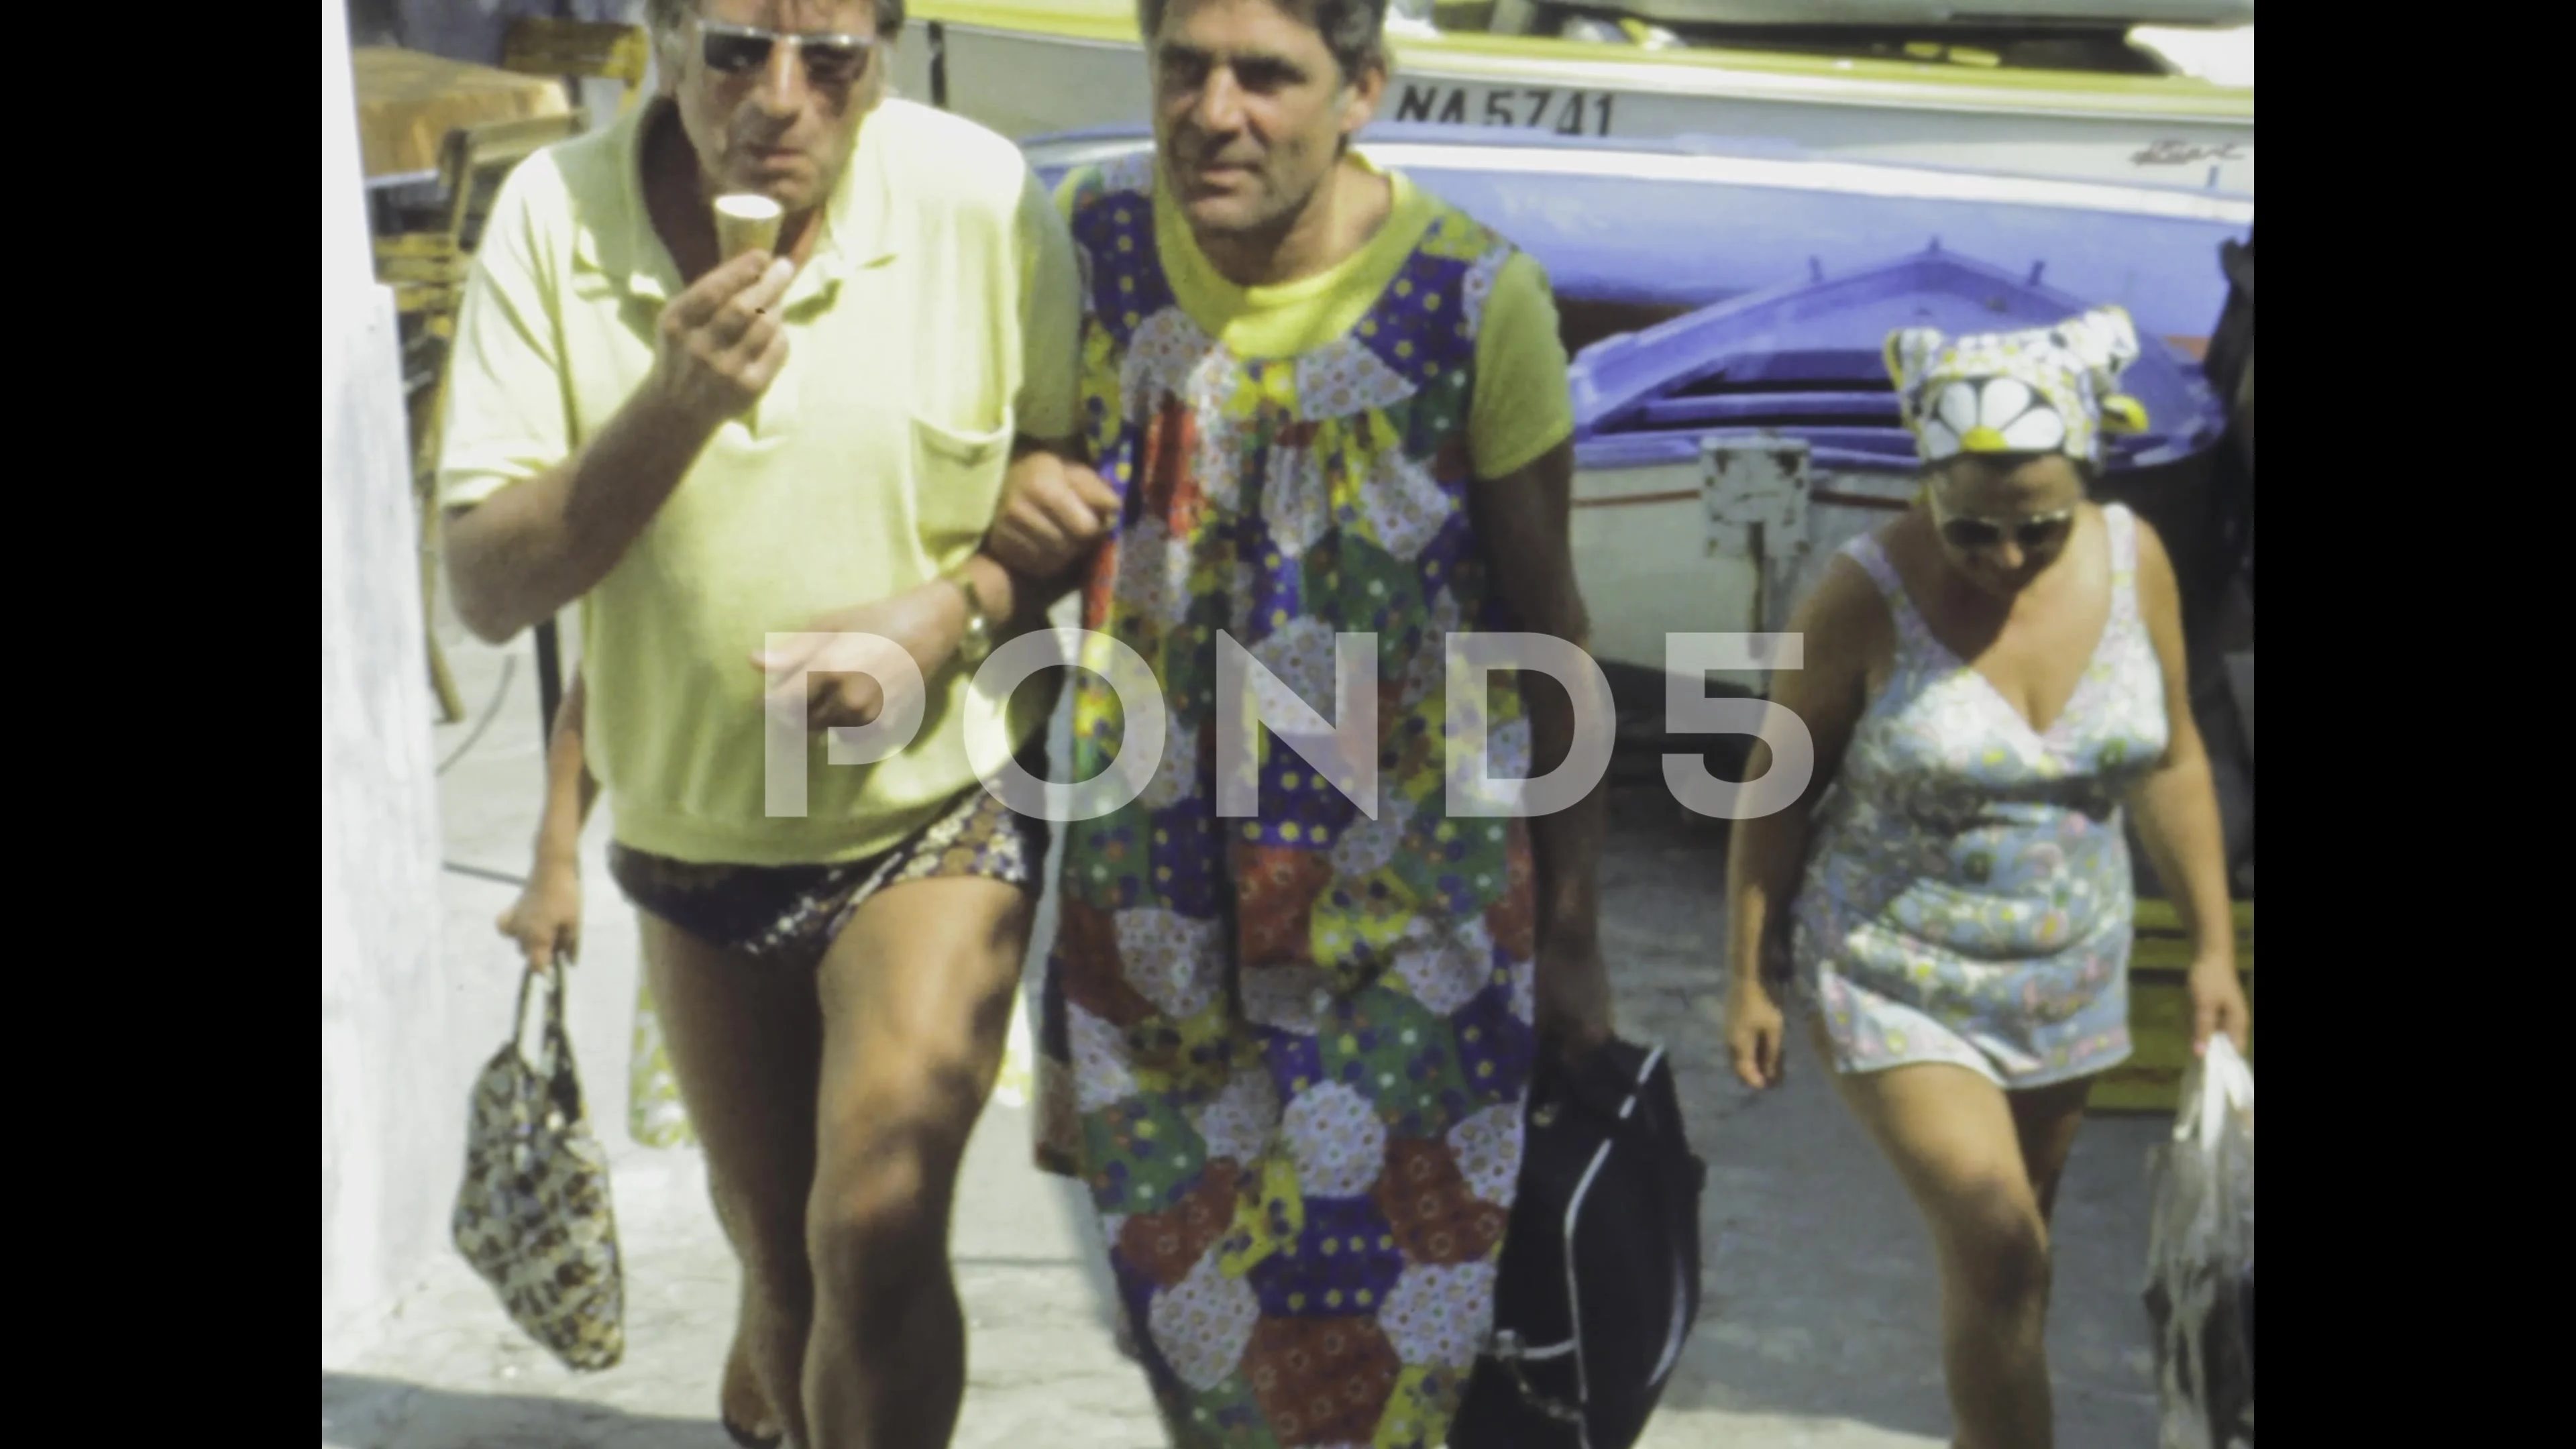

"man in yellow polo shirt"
[983,1,1613,1442]
[437,3,1112,1445]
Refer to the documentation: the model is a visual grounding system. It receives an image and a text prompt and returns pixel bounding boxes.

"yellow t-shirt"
[439,99,1081,865]
[1112,156,1574,479]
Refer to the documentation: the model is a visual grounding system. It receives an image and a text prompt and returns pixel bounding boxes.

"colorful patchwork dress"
[1032,154,1566,1448]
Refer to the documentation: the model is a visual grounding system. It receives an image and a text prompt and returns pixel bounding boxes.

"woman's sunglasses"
[698,19,876,87]
[1935,506,2077,553]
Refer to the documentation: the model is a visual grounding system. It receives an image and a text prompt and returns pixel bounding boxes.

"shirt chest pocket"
[909,409,1014,569]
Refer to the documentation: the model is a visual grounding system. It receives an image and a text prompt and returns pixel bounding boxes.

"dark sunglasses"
[1935,507,2076,553]
[698,19,876,86]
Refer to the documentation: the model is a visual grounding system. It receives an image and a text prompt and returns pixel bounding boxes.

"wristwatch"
[948,566,996,666]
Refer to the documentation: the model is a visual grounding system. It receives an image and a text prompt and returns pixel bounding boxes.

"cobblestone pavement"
[324,627,2167,1449]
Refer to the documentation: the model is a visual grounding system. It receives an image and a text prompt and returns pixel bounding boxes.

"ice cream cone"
[713,193,784,262]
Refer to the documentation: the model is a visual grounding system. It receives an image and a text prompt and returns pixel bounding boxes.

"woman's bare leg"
[1812,1017,2056,1449]
[2006,1077,2095,1227]
[641,913,824,1447]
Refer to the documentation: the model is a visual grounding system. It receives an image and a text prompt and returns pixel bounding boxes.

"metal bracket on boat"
[1701,436,1810,541]
[1702,436,1812,632]
[1702,436,1809,533]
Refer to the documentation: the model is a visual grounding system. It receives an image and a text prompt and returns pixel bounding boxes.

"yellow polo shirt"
[439,98,1079,866]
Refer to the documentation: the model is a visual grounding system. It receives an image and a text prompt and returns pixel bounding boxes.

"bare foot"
[707,1193,786,1446]
[720,1312,782,1446]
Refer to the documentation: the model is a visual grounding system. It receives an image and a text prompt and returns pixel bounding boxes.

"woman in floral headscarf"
[1721,306,2250,1449]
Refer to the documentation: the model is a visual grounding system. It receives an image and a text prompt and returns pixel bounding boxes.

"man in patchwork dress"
[985,0,1612,1442]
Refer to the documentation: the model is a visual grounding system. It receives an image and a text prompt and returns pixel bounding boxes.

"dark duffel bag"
[1451,1038,1707,1449]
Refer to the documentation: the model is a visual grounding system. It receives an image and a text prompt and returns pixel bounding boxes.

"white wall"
[321,0,458,1369]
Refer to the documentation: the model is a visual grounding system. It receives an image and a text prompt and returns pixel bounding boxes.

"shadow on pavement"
[323,1373,733,1449]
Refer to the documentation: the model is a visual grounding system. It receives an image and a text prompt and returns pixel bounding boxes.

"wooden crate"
[350,46,573,180]
[2088,899,2253,1114]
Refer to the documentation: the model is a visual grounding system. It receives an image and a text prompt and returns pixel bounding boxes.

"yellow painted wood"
[2090,898,2254,1114]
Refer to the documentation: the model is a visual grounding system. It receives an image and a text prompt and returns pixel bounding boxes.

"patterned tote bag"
[451,962,626,1371]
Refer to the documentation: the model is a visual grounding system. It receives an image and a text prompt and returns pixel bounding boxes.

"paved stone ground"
[323,616,2169,1449]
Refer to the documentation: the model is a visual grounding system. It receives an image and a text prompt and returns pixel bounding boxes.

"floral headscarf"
[1886,305,2150,468]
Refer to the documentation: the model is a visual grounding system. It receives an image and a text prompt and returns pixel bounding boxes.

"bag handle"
[508,960,545,1052]
[509,962,590,1128]
[2180,1034,2253,1152]
[1483,1330,1587,1432]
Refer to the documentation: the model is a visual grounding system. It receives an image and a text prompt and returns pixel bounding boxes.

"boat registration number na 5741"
[1390,83,1617,136]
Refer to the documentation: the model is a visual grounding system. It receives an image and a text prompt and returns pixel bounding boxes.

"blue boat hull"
[1022,123,2253,345]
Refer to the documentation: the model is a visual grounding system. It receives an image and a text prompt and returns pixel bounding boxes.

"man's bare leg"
[641,914,824,1447]
[720,1234,784,1441]
[802,875,1032,1448]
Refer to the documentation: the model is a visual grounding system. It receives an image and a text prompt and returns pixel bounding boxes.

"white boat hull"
[1570,456,1760,684]
[1571,451,1918,692]
[898,24,2253,195]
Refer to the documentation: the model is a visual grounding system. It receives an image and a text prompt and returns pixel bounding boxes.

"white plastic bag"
[2143,1034,2255,1449]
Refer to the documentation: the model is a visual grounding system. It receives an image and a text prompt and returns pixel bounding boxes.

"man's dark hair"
[646,0,907,43]
[1136,0,1389,82]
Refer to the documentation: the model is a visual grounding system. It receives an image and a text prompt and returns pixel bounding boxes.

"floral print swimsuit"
[1795,505,2166,1088]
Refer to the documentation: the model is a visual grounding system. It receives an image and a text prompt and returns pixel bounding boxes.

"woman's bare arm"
[2122,520,2241,991]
